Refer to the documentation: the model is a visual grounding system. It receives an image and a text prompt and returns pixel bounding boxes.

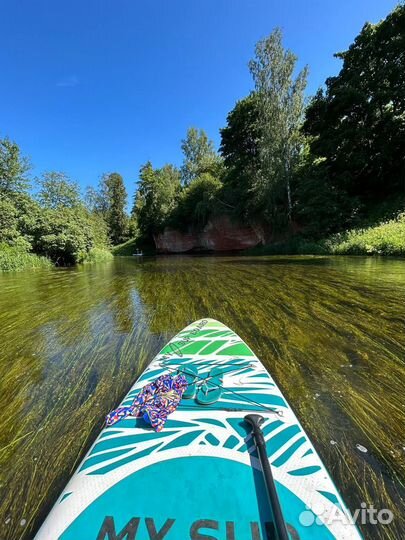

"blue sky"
[0,0,399,204]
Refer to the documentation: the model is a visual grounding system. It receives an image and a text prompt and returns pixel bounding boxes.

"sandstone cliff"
[153,216,264,253]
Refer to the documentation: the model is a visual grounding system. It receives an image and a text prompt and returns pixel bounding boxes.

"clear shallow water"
[0,255,404,540]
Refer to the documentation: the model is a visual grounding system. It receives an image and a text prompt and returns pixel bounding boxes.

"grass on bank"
[111,238,139,256]
[0,245,113,272]
[246,212,405,257]
[82,247,113,264]
[0,245,52,272]
[327,212,405,255]
[112,238,155,256]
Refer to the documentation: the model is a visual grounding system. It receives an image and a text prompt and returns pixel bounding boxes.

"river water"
[0,255,404,539]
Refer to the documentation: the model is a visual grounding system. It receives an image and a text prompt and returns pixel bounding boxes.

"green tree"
[85,185,107,214]
[37,171,81,209]
[127,215,140,240]
[293,153,356,236]
[304,4,405,211]
[0,137,30,194]
[220,94,261,176]
[32,207,95,265]
[0,198,20,246]
[175,173,222,228]
[13,193,43,248]
[0,135,112,265]
[220,93,262,216]
[132,161,155,235]
[180,127,221,185]
[103,172,128,245]
[157,164,182,222]
[0,192,44,251]
[87,211,111,249]
[249,29,308,225]
[134,162,181,236]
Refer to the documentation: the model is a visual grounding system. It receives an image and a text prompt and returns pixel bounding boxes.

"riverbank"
[0,245,113,272]
[245,212,405,257]
[112,238,156,256]
[81,247,114,264]
[111,238,138,256]
[0,245,52,271]
[112,212,405,258]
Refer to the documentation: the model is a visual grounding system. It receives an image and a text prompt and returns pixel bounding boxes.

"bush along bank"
[0,138,128,271]
[82,247,114,264]
[0,244,52,272]
[0,245,113,273]
[245,213,405,257]
[326,213,405,256]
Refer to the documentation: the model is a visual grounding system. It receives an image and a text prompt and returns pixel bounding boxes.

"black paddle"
[245,414,290,540]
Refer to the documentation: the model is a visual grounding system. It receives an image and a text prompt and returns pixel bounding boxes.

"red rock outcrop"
[154,216,264,253]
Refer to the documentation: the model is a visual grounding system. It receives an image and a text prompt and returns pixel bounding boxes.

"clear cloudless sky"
[0,0,399,204]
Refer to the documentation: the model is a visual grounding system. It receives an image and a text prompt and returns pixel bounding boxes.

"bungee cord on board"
[159,360,283,416]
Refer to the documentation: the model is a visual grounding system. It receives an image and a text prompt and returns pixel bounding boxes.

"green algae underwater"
[0,255,404,540]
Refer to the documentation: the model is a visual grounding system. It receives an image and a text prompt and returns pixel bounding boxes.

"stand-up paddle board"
[35,318,362,540]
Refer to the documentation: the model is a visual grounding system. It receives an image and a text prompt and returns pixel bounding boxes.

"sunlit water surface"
[0,255,404,539]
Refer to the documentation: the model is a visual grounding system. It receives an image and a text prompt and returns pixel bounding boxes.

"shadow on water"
[0,255,404,539]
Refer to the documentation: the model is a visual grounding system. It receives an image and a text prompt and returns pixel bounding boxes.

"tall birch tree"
[249,28,308,225]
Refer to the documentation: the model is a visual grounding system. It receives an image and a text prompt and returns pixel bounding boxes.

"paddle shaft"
[245,414,290,540]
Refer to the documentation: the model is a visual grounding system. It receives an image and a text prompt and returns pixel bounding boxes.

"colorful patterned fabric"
[106,373,188,431]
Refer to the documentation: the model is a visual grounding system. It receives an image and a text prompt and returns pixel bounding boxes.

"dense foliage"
[103,173,128,245]
[0,139,126,269]
[0,244,52,272]
[302,4,405,231]
[131,128,225,241]
[219,94,261,217]
[327,212,405,256]
[132,162,181,237]
[37,172,81,209]
[128,6,404,249]
[180,128,223,186]
[174,173,223,229]
[248,29,308,226]
[0,138,30,194]
[246,211,405,257]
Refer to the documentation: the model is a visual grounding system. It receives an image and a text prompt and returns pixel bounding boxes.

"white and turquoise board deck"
[35,319,362,540]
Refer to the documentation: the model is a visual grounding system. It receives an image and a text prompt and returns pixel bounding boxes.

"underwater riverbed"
[0,255,404,539]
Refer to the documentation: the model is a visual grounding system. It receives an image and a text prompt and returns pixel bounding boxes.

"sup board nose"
[34,319,363,540]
